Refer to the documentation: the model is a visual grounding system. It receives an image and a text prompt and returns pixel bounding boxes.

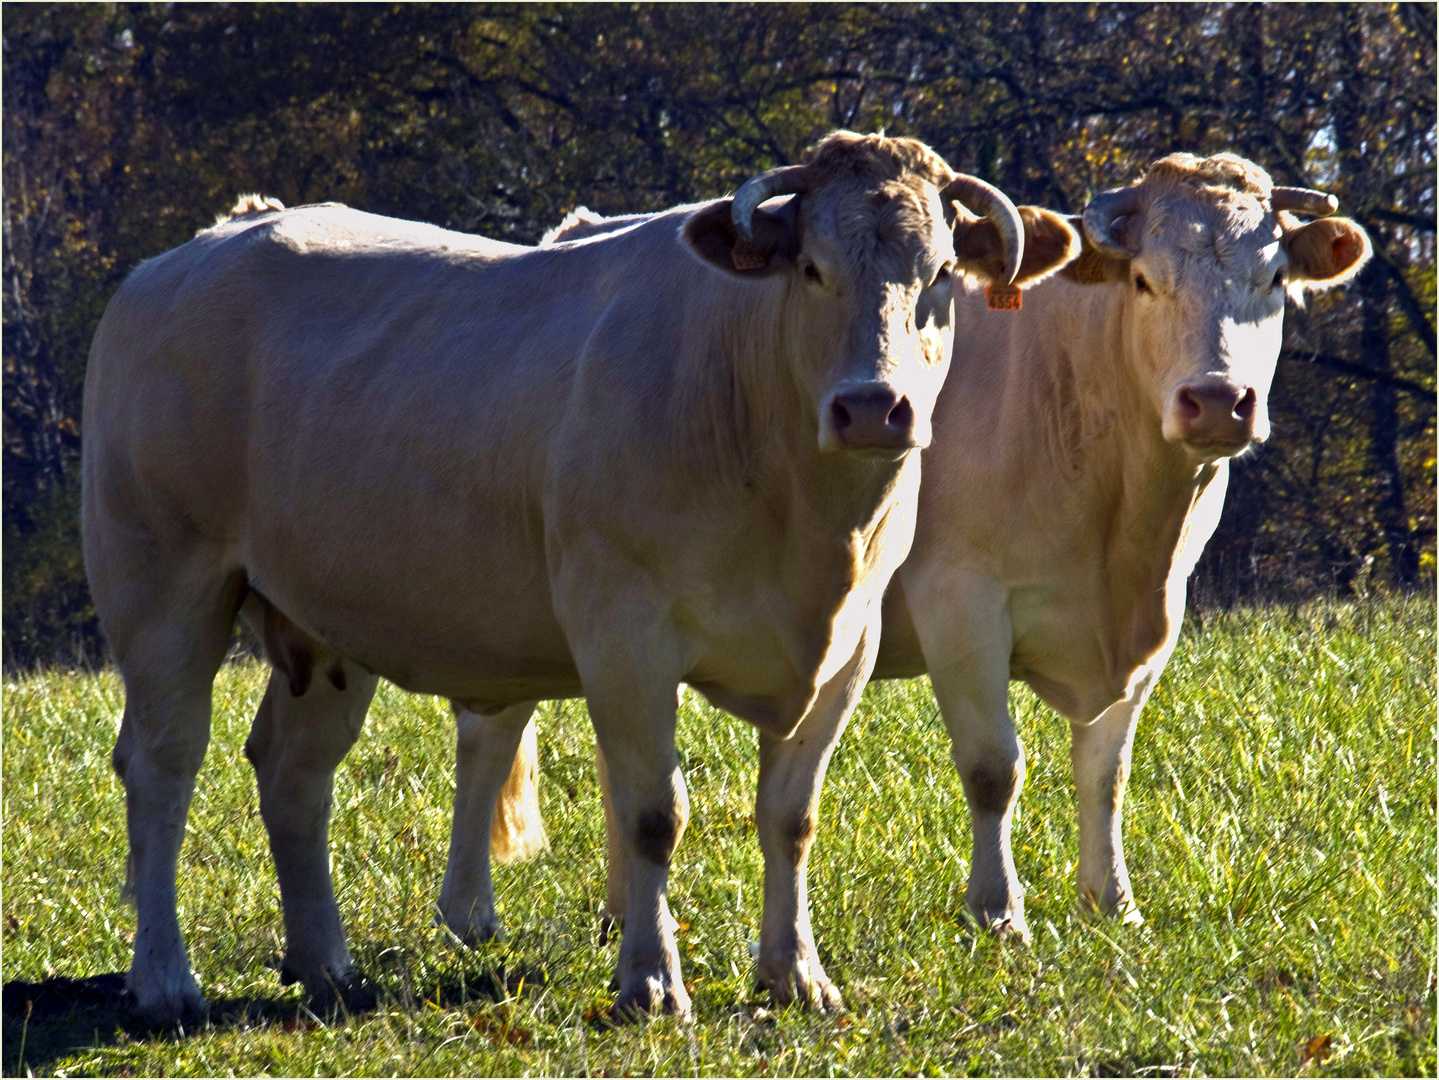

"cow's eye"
[802,261,823,285]
[1134,274,1151,294]
[1271,268,1286,290]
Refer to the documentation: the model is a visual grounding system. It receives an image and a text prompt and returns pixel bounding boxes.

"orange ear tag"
[730,242,767,271]
[985,283,1022,311]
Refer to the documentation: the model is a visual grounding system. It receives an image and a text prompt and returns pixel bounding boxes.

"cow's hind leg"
[1070,669,1158,924]
[243,655,378,1010]
[104,552,245,1023]
[753,630,875,1012]
[437,702,539,943]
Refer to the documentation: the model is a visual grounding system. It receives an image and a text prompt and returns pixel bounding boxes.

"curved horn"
[1082,185,1145,260]
[1270,186,1338,217]
[731,164,811,240]
[943,175,1026,285]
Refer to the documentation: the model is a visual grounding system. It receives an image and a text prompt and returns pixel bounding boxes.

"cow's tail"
[490,716,549,862]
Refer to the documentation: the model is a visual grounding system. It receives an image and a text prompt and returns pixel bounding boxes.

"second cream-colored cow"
[454,151,1370,958]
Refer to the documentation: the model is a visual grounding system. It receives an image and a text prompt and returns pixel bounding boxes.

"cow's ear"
[683,198,798,277]
[1013,207,1081,286]
[1058,213,1130,285]
[1284,217,1372,289]
[953,206,1081,287]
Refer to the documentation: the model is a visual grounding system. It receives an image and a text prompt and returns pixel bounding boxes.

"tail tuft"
[120,852,137,907]
[490,718,549,863]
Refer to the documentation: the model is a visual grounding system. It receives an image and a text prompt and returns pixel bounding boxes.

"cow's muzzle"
[1169,378,1258,455]
[824,383,919,454]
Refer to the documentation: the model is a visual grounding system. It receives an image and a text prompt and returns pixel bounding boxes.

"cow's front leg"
[583,672,691,1020]
[244,660,378,1010]
[910,575,1028,941]
[437,702,540,943]
[1070,670,1157,924]
[754,629,875,1012]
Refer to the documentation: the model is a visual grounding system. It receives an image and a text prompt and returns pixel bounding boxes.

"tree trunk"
[1360,265,1419,586]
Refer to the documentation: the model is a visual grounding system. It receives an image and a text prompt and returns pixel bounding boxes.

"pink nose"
[830,384,917,451]
[1171,379,1257,450]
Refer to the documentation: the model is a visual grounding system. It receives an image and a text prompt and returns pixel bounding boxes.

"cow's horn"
[732,164,812,241]
[943,175,1026,286]
[1271,186,1338,217]
[1082,185,1145,260]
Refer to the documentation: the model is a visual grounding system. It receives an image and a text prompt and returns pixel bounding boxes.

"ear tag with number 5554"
[985,283,1022,311]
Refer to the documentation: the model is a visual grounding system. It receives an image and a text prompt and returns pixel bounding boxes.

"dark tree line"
[4,3,1434,664]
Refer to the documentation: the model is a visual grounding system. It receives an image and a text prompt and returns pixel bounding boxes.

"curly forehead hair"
[1141,152,1274,199]
[801,130,956,189]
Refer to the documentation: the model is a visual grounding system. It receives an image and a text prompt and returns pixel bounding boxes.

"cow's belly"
[241,502,579,704]
[681,586,877,738]
[1008,585,1174,724]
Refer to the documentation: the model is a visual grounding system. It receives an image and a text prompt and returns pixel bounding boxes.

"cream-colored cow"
[83,132,1080,1023]
[460,152,1370,953]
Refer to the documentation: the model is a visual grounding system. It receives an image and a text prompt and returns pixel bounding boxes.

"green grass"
[3,596,1434,1076]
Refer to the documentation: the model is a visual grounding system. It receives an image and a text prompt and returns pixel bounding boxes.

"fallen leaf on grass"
[1299,1033,1333,1071]
[834,1015,853,1030]
[471,1009,533,1045]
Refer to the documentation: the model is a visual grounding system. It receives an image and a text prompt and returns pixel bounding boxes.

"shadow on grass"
[1,960,554,1076]
[392,961,551,1011]
[1,972,360,1076]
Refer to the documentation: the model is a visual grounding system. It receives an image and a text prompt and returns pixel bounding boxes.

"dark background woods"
[4,3,1434,666]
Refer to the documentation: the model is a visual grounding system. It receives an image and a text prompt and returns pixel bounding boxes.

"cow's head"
[684,132,1078,458]
[1073,153,1371,461]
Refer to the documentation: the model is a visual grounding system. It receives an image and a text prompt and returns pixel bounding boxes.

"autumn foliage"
[3,4,1433,664]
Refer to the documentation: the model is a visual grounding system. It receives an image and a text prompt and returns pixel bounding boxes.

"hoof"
[281,961,376,1017]
[434,908,501,947]
[306,969,378,1018]
[611,975,692,1022]
[1078,889,1143,926]
[758,956,844,1013]
[969,905,1031,945]
[124,971,207,1027]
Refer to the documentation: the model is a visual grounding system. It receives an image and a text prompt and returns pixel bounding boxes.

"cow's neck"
[662,289,920,736]
[752,371,919,606]
[989,279,1222,690]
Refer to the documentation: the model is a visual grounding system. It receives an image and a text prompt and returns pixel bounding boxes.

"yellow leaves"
[1298,1032,1333,1071]
[469,1005,533,1045]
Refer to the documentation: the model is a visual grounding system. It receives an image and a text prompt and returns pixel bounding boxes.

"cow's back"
[84,205,633,697]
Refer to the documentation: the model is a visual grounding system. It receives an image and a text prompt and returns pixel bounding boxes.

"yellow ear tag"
[985,283,1022,311]
[731,242,767,271]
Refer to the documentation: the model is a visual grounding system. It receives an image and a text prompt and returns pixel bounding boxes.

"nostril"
[831,400,853,432]
[1176,387,1203,422]
[886,396,914,432]
[1234,388,1256,420]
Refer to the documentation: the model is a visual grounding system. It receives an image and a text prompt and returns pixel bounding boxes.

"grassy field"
[2,596,1434,1077]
